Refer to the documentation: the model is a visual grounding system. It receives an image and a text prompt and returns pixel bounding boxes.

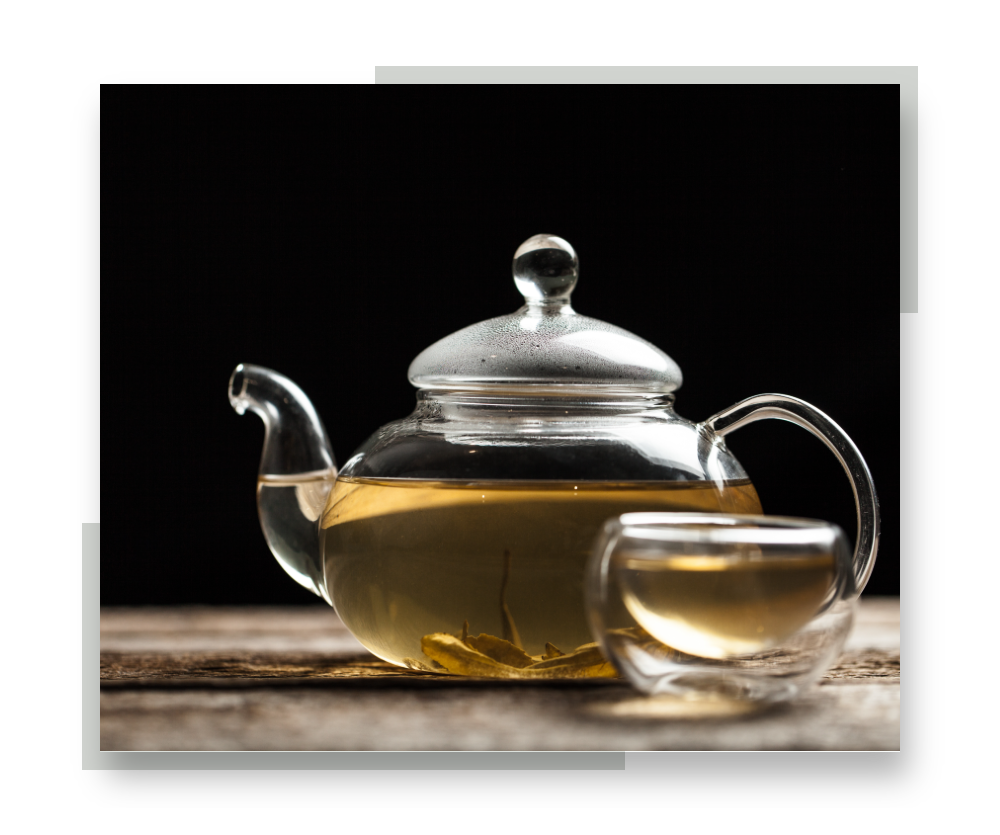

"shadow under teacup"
[586,513,857,703]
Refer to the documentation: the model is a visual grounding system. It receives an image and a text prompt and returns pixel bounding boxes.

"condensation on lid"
[407,234,683,392]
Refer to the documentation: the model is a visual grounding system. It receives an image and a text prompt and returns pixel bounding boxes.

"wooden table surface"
[100,597,900,751]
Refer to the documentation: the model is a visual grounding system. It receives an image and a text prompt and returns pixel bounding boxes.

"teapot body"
[230,233,879,679]
[319,390,762,672]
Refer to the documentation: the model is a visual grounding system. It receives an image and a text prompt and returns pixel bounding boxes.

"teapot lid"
[407,234,683,393]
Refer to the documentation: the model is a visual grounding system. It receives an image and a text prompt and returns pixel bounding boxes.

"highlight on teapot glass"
[229,233,880,679]
[586,513,856,702]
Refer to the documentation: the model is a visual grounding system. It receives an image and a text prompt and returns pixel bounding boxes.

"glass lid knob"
[513,234,578,304]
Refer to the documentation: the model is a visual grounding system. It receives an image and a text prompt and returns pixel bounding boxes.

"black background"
[102,85,899,605]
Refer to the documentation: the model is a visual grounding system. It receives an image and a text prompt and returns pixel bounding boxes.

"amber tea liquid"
[614,550,835,659]
[320,477,762,672]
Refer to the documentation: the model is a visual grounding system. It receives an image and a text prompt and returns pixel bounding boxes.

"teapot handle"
[700,394,880,597]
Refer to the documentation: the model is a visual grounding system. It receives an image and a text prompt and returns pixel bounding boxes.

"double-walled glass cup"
[586,513,856,702]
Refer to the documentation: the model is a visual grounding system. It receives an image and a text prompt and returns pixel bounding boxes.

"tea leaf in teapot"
[421,633,619,679]
[421,633,527,677]
[465,633,536,669]
[420,544,619,678]
[524,639,618,677]
[527,644,610,673]
[500,548,523,649]
[524,650,618,679]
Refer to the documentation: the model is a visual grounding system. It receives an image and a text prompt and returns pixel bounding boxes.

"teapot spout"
[229,363,337,600]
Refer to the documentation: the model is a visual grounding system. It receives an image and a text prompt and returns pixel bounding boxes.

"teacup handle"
[700,394,881,597]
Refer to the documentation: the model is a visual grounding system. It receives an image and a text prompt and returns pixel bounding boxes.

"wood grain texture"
[100,597,899,751]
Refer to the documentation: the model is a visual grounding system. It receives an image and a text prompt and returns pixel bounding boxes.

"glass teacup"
[586,513,856,702]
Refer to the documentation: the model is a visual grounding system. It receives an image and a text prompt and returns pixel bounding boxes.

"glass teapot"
[229,234,879,677]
